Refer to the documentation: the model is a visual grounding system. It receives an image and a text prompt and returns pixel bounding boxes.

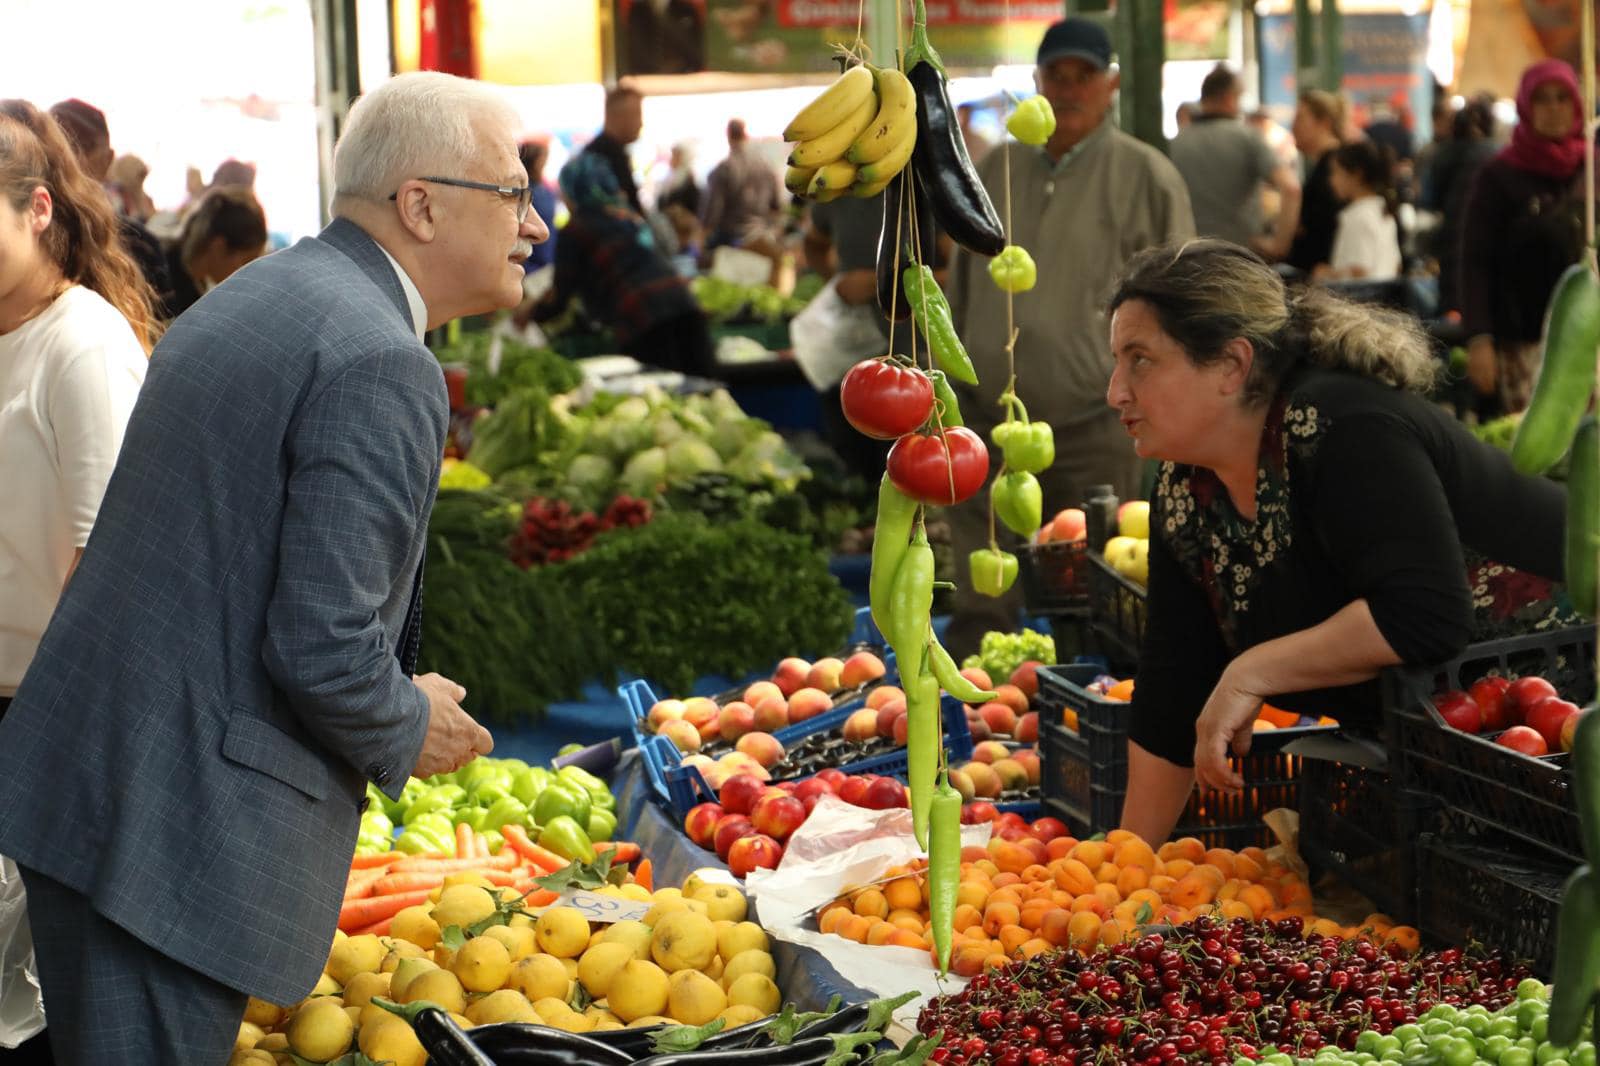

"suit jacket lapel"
[318,217,414,333]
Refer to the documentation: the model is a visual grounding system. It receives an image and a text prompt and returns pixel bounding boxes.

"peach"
[771,657,812,698]
[647,698,687,733]
[744,680,783,707]
[866,685,905,711]
[971,740,1012,764]
[993,684,1030,716]
[1011,748,1041,786]
[717,701,756,741]
[753,695,789,733]
[1049,508,1087,543]
[787,687,832,724]
[840,651,887,689]
[806,657,845,693]
[960,667,994,694]
[683,697,718,730]
[1009,661,1043,699]
[735,731,785,768]
[961,761,1002,799]
[1014,711,1039,744]
[874,696,907,737]
[661,719,702,753]
[967,716,992,741]
[947,768,976,801]
[892,712,909,745]
[980,702,1018,737]
[843,708,880,742]
[991,757,1029,792]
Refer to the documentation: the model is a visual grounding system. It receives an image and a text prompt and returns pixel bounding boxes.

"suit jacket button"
[368,763,385,783]
[357,795,370,813]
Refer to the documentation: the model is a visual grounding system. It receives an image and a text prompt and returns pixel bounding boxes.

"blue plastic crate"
[995,799,1043,820]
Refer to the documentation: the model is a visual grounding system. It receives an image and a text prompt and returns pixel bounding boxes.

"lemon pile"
[227,869,782,1066]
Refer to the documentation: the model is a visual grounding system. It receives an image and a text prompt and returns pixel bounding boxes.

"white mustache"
[512,240,535,259]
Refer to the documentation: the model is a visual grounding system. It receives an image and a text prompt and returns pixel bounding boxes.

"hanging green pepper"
[902,264,978,385]
[1006,95,1056,146]
[969,547,1018,597]
[870,475,920,639]
[987,245,1038,294]
[928,775,963,974]
[1549,865,1600,1044]
[990,419,1054,474]
[907,654,941,850]
[992,471,1042,536]
[929,370,964,428]
[889,527,936,674]
[928,639,996,704]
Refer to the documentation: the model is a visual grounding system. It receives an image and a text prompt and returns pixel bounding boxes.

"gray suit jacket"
[0,218,445,1005]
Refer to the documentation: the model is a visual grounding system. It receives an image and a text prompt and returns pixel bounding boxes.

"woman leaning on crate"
[1102,239,1571,846]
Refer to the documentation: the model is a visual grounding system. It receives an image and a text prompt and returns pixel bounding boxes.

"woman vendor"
[1104,240,1567,844]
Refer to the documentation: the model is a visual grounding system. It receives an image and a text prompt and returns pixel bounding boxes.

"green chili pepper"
[969,547,1018,598]
[929,370,964,428]
[1512,263,1600,476]
[870,475,920,639]
[902,264,978,385]
[987,245,1038,293]
[992,471,1042,536]
[889,527,936,675]
[1549,866,1600,1044]
[928,639,996,704]
[907,654,940,850]
[928,775,963,974]
[538,814,597,862]
[1006,95,1056,146]
[1574,710,1600,863]
[1565,417,1598,619]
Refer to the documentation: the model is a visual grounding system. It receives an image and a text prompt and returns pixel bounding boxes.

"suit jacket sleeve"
[262,344,442,798]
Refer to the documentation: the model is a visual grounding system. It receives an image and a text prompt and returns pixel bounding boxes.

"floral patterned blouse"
[1128,367,1570,767]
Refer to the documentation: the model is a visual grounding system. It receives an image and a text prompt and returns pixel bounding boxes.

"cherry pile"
[507,495,652,567]
[916,917,1531,1066]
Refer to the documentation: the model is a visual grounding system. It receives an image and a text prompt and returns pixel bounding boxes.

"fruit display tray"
[1020,538,1091,613]
[1297,757,1436,923]
[1086,552,1147,674]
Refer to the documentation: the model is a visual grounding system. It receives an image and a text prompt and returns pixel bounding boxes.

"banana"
[847,67,916,165]
[851,173,896,198]
[854,120,917,186]
[784,165,817,196]
[784,65,876,143]
[789,91,878,169]
[807,160,858,199]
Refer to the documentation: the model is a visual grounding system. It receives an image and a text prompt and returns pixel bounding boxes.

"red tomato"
[886,427,990,505]
[1525,696,1581,751]
[1469,676,1512,731]
[1505,676,1558,725]
[1495,725,1549,758]
[962,801,1000,825]
[839,358,934,440]
[1432,689,1481,734]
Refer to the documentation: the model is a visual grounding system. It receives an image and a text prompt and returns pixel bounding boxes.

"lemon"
[452,935,512,993]
[666,969,727,1025]
[681,871,712,897]
[560,957,579,981]
[650,911,717,973]
[718,921,769,961]
[652,887,685,902]
[590,1010,626,1031]
[400,969,466,1014]
[533,996,590,1030]
[442,871,495,891]
[535,906,592,958]
[235,1020,266,1051]
[388,957,438,1000]
[509,911,535,929]
[720,949,776,989]
[358,1014,426,1066]
[683,899,711,917]
[628,1014,675,1027]
[726,973,781,1015]
[256,1033,289,1053]
[484,923,535,961]
[227,1051,275,1066]
[602,920,654,961]
[619,883,652,902]
[607,959,670,1022]
[243,998,284,1029]
[577,941,636,998]
[718,1004,768,1027]
[466,989,540,1025]
[642,897,689,927]
[326,933,385,984]
[341,971,392,1009]
[286,997,355,1062]
[382,941,426,972]
[343,1004,364,1029]
[390,905,442,951]
[310,973,342,996]
[703,954,724,982]
[507,953,570,1001]
[690,884,747,923]
[433,885,498,930]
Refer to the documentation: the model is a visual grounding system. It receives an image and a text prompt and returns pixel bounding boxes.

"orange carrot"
[511,884,559,906]
[632,858,653,893]
[390,852,518,874]
[339,888,431,931]
[349,852,403,870]
[595,841,641,866]
[501,825,567,873]
[344,868,387,900]
[351,916,394,936]
[372,868,521,896]
[476,830,493,859]
[455,822,474,859]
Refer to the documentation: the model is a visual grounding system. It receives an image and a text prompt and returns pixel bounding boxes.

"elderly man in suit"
[0,72,544,1062]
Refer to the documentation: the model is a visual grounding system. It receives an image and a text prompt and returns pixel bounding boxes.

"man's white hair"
[333,72,521,200]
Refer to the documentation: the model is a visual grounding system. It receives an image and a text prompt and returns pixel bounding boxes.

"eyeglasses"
[389,176,533,222]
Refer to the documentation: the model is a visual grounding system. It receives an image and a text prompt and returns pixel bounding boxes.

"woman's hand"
[1192,667,1263,793]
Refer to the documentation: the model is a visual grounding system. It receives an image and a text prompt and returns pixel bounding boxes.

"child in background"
[1316,140,1402,281]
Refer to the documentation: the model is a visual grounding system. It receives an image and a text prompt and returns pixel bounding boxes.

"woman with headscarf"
[1459,59,1592,414]
[532,152,712,376]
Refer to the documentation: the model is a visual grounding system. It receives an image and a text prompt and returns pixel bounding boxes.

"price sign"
[561,889,652,924]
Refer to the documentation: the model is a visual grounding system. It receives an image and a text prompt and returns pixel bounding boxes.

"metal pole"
[1319,0,1342,91]
[311,0,362,227]
[1293,0,1316,88]
[867,0,899,68]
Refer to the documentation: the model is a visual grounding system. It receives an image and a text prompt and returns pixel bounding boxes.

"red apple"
[1009,661,1043,699]
[1496,725,1549,757]
[787,687,832,724]
[1030,816,1069,842]
[1015,711,1039,744]
[1049,508,1087,543]
[735,731,785,769]
[751,793,807,840]
[794,777,834,803]
[862,776,908,809]
[993,684,1030,716]
[752,695,789,733]
[1525,696,1580,751]
[801,793,824,815]
[891,712,909,746]
[683,802,724,849]
[837,775,872,806]
[727,834,784,878]
[997,824,1031,842]
[1506,676,1558,725]
[840,651,886,689]
[842,708,880,742]
[713,814,755,860]
[1562,708,1589,753]
[1470,676,1513,732]
[771,657,811,698]
[814,768,847,790]
[1432,689,1481,734]
[718,773,768,816]
[717,701,757,741]
[805,658,845,693]
[962,801,999,825]
[874,696,907,737]
[995,812,1028,832]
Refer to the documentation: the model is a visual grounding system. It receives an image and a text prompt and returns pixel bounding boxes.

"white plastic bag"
[789,278,887,391]
[0,856,43,1048]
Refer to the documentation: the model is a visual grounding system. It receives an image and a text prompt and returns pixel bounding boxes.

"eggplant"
[875,170,943,321]
[631,1035,843,1066]
[907,60,1005,257]
[412,1006,498,1066]
[469,1022,637,1066]
[790,1002,872,1042]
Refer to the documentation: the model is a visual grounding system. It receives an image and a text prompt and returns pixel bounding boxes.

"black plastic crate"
[1020,539,1091,613]
[1383,626,1594,866]
[1087,553,1147,672]
[1298,758,1436,922]
[1416,829,1573,978]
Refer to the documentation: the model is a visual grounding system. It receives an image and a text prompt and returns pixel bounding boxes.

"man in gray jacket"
[0,72,544,1062]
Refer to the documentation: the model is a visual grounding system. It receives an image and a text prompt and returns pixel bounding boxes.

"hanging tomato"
[839,358,936,440]
[886,426,990,505]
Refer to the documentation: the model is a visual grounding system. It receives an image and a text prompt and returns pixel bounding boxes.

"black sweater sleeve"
[1128,476,1231,768]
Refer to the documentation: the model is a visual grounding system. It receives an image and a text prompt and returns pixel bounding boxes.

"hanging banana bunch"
[785,63,917,202]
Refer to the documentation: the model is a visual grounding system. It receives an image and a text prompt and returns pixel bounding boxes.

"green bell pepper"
[558,743,584,757]
[498,758,530,774]
[455,761,502,792]
[402,791,454,823]
[481,828,505,856]
[587,807,618,843]
[1006,95,1056,146]
[395,822,453,855]
[560,765,615,810]
[482,796,532,833]
[360,809,393,837]
[511,767,554,806]
[407,811,456,838]
[987,245,1038,294]
[453,807,487,832]
[993,471,1043,536]
[539,814,597,863]
[970,547,1019,597]
[990,419,1054,475]
[533,782,591,830]
[470,780,513,807]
